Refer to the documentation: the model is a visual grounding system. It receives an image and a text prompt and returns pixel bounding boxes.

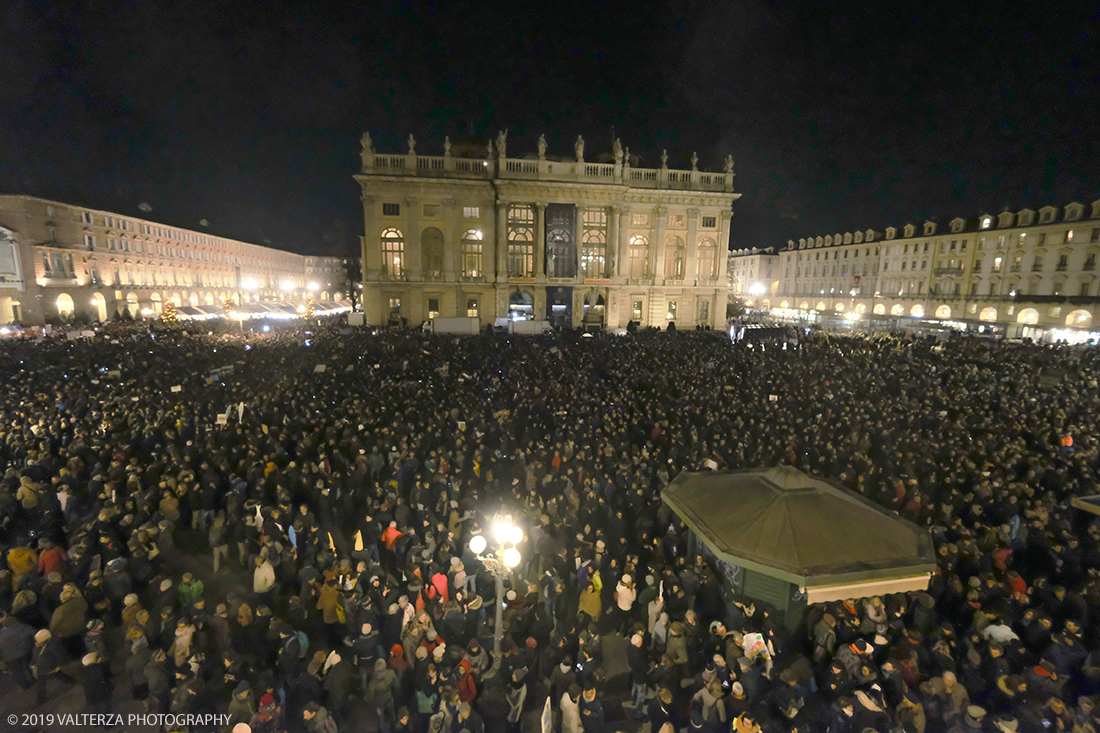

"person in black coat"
[82,652,114,715]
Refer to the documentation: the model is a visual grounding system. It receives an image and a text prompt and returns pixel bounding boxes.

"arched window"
[629,235,649,279]
[461,229,483,278]
[1066,310,1092,327]
[581,229,606,279]
[508,291,534,320]
[55,293,75,319]
[580,209,608,279]
[381,228,404,277]
[420,227,443,276]
[697,237,716,280]
[507,228,534,278]
[1017,308,1039,324]
[664,236,685,280]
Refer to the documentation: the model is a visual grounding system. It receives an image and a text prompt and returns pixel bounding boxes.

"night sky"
[3,0,1098,255]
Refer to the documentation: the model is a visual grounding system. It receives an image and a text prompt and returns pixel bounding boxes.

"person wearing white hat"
[615,573,636,634]
[31,629,68,706]
[82,650,112,715]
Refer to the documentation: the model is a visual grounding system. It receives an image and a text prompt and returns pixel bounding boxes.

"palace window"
[697,237,716,280]
[664,236,685,280]
[508,229,534,278]
[666,301,677,320]
[381,228,404,277]
[382,203,400,216]
[629,235,649,279]
[702,216,717,228]
[463,206,480,219]
[580,209,608,278]
[461,229,483,277]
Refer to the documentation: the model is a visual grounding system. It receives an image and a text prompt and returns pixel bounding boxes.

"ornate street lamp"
[469,513,522,678]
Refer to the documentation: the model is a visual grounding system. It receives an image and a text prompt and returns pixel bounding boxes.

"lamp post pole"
[469,514,523,680]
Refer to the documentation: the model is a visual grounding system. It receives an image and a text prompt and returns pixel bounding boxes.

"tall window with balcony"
[697,237,716,280]
[461,230,483,278]
[629,236,649,279]
[664,236,685,280]
[507,205,534,277]
[580,209,608,279]
[381,228,404,277]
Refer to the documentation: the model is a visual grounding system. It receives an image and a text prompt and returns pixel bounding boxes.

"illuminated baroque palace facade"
[355,133,739,329]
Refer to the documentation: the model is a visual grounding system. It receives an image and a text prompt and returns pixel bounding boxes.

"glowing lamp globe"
[469,535,487,555]
[508,526,524,545]
[503,548,521,568]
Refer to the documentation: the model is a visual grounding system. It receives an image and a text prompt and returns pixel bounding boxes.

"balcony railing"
[359,152,734,192]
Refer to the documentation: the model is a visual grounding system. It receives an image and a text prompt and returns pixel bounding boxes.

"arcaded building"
[773,200,1100,340]
[355,133,739,329]
[0,195,327,325]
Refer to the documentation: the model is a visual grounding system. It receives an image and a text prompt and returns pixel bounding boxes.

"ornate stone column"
[574,204,583,279]
[716,211,733,282]
[495,200,509,281]
[404,196,421,281]
[652,206,668,282]
[685,208,700,283]
[607,205,619,278]
[617,206,631,280]
[443,197,459,283]
[534,202,547,279]
[362,194,380,281]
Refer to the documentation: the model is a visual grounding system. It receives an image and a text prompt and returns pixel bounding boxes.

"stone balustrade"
[360,151,734,193]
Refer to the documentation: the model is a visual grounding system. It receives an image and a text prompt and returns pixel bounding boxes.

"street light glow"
[493,518,513,544]
[469,535,487,555]
[281,281,295,290]
[503,548,521,568]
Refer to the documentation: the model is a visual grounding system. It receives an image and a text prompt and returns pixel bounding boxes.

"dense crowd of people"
[1,319,1099,733]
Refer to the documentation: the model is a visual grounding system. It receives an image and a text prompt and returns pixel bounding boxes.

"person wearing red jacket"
[456,659,477,703]
[38,539,69,579]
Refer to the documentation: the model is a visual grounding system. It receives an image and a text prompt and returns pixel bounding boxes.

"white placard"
[705,459,719,470]
[90,379,99,385]
[216,414,228,425]
[314,364,326,373]
[457,421,466,431]
[769,394,778,402]
[171,386,182,393]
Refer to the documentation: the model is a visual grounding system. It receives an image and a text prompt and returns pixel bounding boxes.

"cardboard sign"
[171,386,182,393]
[216,414,228,425]
[705,459,719,470]
[769,394,778,402]
[314,364,326,373]
[457,421,466,431]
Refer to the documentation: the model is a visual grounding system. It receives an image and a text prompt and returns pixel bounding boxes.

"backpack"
[285,631,309,659]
